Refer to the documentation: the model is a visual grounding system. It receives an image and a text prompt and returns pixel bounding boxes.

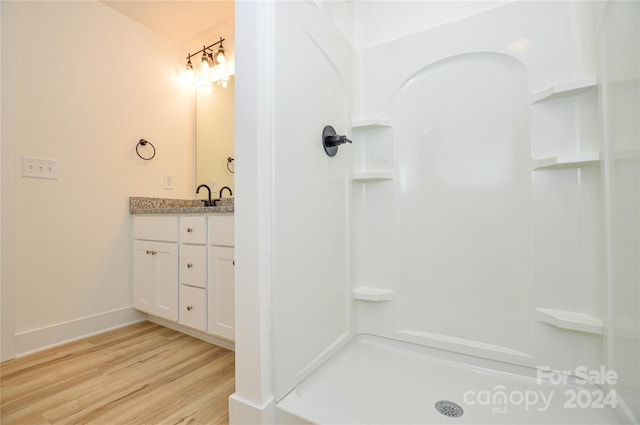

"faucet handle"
[322,125,351,157]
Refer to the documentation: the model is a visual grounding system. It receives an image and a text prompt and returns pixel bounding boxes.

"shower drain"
[435,400,464,418]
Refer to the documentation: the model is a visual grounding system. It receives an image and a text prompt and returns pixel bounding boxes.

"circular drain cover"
[435,400,464,418]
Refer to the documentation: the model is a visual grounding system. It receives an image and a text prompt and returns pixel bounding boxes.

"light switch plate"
[21,156,58,179]
[163,174,174,190]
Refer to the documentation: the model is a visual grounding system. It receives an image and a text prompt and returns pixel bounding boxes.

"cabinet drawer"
[180,216,207,244]
[179,285,207,331]
[180,244,207,288]
[209,214,234,246]
[134,216,178,242]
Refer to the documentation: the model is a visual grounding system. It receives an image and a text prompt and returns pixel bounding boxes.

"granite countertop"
[129,197,234,214]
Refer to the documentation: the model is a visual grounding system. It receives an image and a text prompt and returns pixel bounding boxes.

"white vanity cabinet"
[133,216,179,321]
[133,213,234,342]
[208,214,235,340]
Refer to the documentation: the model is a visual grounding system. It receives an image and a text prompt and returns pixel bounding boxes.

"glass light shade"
[184,59,195,83]
[201,60,210,72]
[216,47,226,64]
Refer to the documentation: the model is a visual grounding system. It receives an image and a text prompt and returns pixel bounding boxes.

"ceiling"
[101,1,234,48]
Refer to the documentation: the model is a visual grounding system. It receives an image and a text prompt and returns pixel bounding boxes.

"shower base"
[276,334,625,424]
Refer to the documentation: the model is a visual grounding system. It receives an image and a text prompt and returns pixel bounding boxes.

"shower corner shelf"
[353,286,395,302]
[535,307,603,335]
[531,151,601,170]
[351,118,392,130]
[530,76,598,105]
[352,171,393,182]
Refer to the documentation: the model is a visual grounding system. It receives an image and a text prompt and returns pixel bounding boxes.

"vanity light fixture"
[185,37,228,87]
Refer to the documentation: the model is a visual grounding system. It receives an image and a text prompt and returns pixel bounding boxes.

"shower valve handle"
[324,134,352,147]
[322,125,351,157]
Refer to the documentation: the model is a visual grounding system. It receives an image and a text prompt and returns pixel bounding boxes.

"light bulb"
[216,47,226,64]
[184,58,195,83]
[201,53,210,72]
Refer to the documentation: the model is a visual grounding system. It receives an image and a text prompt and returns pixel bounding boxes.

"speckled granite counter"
[129,197,234,214]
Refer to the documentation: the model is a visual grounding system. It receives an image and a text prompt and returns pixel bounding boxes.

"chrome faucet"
[219,186,233,198]
[196,184,213,206]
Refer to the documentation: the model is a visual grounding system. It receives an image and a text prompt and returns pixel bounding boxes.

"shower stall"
[232,1,639,424]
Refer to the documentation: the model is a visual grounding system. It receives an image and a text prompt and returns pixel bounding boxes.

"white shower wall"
[600,1,640,420]
[269,1,353,401]
[353,0,604,369]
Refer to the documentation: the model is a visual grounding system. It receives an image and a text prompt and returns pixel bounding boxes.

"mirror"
[195,75,235,199]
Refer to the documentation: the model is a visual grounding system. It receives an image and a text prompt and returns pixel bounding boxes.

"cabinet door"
[133,240,155,314]
[155,242,179,321]
[208,246,235,340]
[209,215,234,246]
[133,240,178,321]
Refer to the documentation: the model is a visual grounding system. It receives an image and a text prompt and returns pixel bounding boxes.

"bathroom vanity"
[130,197,235,348]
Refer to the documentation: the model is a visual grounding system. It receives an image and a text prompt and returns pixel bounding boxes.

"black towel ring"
[226,156,235,173]
[136,139,156,160]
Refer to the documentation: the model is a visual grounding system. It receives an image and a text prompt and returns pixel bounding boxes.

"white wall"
[1,1,18,361]
[1,0,194,357]
[230,1,276,422]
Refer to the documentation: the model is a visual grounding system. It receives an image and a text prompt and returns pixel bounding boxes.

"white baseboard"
[147,315,235,351]
[14,307,145,358]
[229,393,275,425]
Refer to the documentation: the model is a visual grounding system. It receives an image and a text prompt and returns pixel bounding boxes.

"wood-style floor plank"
[1,321,235,425]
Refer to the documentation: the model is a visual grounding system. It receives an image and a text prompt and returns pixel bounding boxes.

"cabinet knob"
[146,250,157,255]
[187,263,193,268]
[186,305,193,311]
[233,260,235,266]
[187,227,193,233]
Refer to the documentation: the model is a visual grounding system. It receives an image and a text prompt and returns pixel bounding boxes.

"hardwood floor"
[0,321,235,425]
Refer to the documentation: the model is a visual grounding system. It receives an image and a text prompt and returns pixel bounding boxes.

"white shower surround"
[353,0,602,373]
[231,1,639,423]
